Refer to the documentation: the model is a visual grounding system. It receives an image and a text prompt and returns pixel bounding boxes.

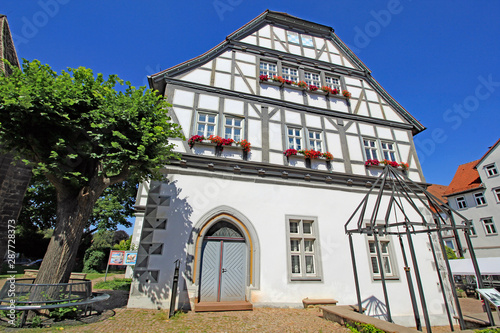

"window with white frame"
[196,113,217,137]
[381,142,397,162]
[456,196,467,209]
[282,66,299,83]
[287,31,300,44]
[494,188,500,202]
[224,116,243,141]
[485,164,498,177]
[325,76,341,91]
[366,224,397,279]
[468,220,477,236]
[308,130,322,151]
[368,241,394,277]
[363,138,379,160]
[474,192,487,206]
[304,72,321,87]
[301,35,314,47]
[287,128,302,150]
[287,217,321,280]
[260,61,277,78]
[482,218,497,235]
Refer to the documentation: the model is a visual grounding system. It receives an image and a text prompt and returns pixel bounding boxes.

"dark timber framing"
[148,10,425,135]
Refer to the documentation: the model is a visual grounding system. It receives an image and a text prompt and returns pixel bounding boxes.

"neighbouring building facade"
[443,139,500,258]
[128,11,452,326]
[0,15,32,264]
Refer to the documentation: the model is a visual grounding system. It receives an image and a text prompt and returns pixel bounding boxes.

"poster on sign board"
[108,250,125,265]
[124,252,137,265]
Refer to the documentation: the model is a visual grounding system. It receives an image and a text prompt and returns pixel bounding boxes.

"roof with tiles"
[426,184,448,212]
[443,160,482,197]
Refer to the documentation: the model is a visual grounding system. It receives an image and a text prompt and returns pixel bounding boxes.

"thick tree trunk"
[34,179,105,285]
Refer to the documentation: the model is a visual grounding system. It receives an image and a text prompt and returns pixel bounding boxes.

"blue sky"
[2,1,500,232]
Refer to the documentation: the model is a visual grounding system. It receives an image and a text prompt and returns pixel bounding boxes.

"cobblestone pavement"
[20,307,353,333]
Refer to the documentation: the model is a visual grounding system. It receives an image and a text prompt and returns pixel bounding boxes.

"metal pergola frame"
[344,166,495,332]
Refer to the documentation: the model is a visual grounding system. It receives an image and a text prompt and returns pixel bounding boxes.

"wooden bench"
[302,298,338,308]
[24,269,87,280]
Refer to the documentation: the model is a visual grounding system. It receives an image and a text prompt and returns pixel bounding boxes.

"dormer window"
[287,31,299,44]
[456,196,467,209]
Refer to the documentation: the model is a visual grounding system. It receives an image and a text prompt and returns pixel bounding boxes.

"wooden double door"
[199,238,247,302]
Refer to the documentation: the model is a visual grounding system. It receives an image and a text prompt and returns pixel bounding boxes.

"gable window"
[482,218,497,235]
[494,188,500,203]
[381,142,397,162]
[196,113,217,137]
[325,76,341,91]
[474,192,487,206]
[286,216,321,280]
[287,128,302,150]
[301,35,314,47]
[287,31,299,44]
[308,130,322,151]
[224,116,243,141]
[260,61,277,78]
[485,164,499,177]
[456,197,467,209]
[363,138,378,160]
[304,72,321,87]
[282,66,299,83]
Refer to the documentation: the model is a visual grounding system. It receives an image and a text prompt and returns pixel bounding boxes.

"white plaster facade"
[127,11,452,326]
[445,139,500,258]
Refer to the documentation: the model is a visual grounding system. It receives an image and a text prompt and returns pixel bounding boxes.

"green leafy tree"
[19,172,137,234]
[0,60,183,284]
[83,230,115,273]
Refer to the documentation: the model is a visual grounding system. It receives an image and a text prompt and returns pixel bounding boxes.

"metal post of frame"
[434,217,466,330]
[427,232,454,331]
[398,235,422,331]
[463,228,495,326]
[349,233,363,314]
[373,231,392,322]
[448,213,465,258]
[405,227,432,333]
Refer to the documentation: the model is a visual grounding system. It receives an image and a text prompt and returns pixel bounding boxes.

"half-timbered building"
[128,11,451,326]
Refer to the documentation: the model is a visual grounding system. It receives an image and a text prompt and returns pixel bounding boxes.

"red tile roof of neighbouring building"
[443,160,482,196]
[427,184,449,212]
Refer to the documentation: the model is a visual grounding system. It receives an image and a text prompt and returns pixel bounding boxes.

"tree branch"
[106,167,130,186]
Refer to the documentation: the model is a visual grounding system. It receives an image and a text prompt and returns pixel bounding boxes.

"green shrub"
[445,246,457,259]
[347,322,386,333]
[49,303,81,321]
[83,249,107,273]
[475,329,500,333]
[94,278,132,290]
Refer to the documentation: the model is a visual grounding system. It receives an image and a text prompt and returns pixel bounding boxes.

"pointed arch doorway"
[199,221,247,303]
